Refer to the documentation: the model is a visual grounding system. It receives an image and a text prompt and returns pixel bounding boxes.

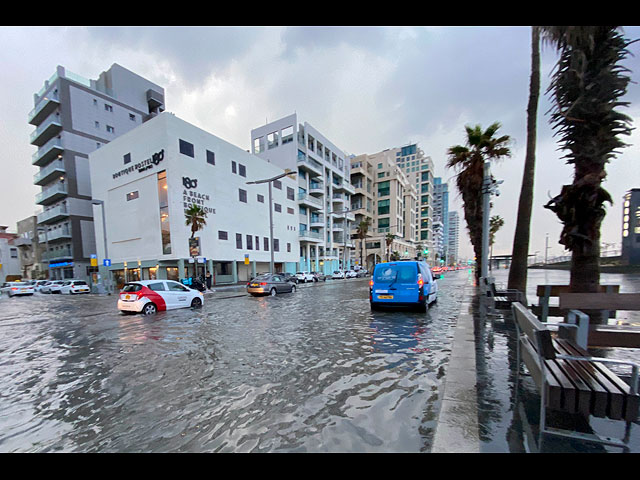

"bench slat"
[536,285,620,297]
[560,293,640,311]
[520,337,563,409]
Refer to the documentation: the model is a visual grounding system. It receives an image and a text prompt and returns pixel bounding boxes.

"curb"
[431,279,480,453]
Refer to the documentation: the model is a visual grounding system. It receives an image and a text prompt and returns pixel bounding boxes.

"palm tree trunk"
[507,26,540,300]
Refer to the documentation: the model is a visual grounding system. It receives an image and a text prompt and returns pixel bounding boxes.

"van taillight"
[369,280,374,287]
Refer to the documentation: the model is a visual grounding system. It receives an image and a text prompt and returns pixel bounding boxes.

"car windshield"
[374,264,417,283]
[74,281,88,285]
[253,275,272,281]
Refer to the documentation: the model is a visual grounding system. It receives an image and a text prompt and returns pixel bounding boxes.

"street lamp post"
[247,169,296,274]
[326,207,355,271]
[92,199,111,294]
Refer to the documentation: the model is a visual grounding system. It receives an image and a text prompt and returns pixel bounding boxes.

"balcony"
[332,192,346,204]
[37,204,70,224]
[34,158,65,186]
[298,193,323,210]
[35,183,68,205]
[299,229,323,243]
[297,153,323,177]
[310,216,324,228]
[32,137,64,167]
[13,237,32,247]
[44,227,72,242]
[42,249,73,262]
[309,180,324,196]
[30,113,62,147]
[28,91,60,126]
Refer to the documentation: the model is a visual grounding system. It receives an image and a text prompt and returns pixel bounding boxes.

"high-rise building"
[349,154,375,268]
[432,177,449,259]
[250,113,355,274]
[448,211,460,266]
[622,188,640,265]
[29,64,165,283]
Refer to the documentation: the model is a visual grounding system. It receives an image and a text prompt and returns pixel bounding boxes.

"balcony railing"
[30,113,62,147]
[35,183,67,205]
[298,193,323,208]
[37,204,69,224]
[32,136,64,166]
[34,158,65,185]
[28,91,60,125]
[299,230,322,241]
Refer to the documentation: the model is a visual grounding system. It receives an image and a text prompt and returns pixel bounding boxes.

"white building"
[89,112,300,289]
[0,226,21,283]
[250,113,356,274]
[448,211,460,266]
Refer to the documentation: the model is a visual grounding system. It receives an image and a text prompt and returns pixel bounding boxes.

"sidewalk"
[432,279,481,453]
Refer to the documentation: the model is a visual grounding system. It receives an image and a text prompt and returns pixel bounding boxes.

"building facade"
[622,189,640,266]
[448,211,460,266]
[15,216,46,280]
[89,112,300,290]
[0,226,21,283]
[250,114,355,274]
[432,177,449,262]
[29,64,165,283]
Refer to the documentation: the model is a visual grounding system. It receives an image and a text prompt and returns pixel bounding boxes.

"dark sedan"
[247,274,297,296]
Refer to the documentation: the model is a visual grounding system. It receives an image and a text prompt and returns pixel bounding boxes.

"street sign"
[244,254,250,265]
[103,259,111,267]
[90,254,98,267]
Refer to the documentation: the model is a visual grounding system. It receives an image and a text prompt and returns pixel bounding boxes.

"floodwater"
[0,272,470,453]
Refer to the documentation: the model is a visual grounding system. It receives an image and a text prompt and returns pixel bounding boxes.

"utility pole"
[481,162,503,281]
[545,233,549,264]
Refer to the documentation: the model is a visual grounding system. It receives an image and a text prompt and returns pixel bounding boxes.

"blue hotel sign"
[50,261,73,268]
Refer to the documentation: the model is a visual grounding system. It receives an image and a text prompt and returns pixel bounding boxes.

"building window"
[236,233,243,249]
[104,104,113,112]
[267,132,278,149]
[246,235,253,250]
[232,161,237,174]
[253,137,264,154]
[274,203,282,213]
[273,180,282,190]
[106,125,115,133]
[255,236,260,250]
[287,187,295,200]
[206,150,215,165]
[287,207,294,214]
[124,153,131,165]
[218,231,228,240]
[126,191,139,201]
[273,239,280,252]
[264,237,269,251]
[179,139,194,157]
[158,171,171,254]
[95,121,100,129]
[239,189,247,203]
[238,164,246,177]
[378,199,390,215]
[129,113,136,121]
[287,242,291,253]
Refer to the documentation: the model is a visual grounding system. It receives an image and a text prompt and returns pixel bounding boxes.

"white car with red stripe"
[118,280,204,315]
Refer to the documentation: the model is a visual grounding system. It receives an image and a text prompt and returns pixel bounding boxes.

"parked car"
[345,270,358,279]
[118,280,204,315]
[1,282,35,297]
[247,273,297,296]
[311,271,327,282]
[281,272,299,284]
[369,261,438,312]
[331,270,345,279]
[44,280,66,294]
[60,280,91,295]
[32,280,49,292]
[356,269,369,278]
[295,271,315,283]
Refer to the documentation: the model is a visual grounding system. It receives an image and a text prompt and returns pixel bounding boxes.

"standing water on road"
[0,271,471,452]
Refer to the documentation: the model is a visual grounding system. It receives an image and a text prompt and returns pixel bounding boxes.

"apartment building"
[448,211,460,266]
[14,215,45,280]
[432,177,450,261]
[350,150,417,267]
[250,113,356,274]
[349,154,375,267]
[0,226,21,283]
[394,144,435,258]
[89,112,299,289]
[29,64,165,283]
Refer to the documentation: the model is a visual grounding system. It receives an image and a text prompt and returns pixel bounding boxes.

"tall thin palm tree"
[385,233,395,262]
[508,26,541,298]
[185,204,208,277]
[356,218,371,269]
[540,26,634,321]
[447,123,512,281]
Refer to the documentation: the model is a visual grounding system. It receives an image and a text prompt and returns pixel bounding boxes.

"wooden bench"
[559,292,640,348]
[512,301,640,451]
[532,284,620,322]
[481,277,525,309]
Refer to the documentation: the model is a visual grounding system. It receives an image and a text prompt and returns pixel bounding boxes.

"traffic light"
[423,249,429,255]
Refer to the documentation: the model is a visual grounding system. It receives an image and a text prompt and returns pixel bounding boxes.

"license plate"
[125,294,132,300]
[378,295,393,299]
[250,283,259,287]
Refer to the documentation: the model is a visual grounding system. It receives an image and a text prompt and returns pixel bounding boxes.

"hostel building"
[89,112,300,289]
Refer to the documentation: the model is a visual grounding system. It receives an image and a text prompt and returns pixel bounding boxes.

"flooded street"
[0,272,470,452]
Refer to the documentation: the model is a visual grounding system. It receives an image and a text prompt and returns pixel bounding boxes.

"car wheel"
[191,297,202,308]
[416,302,427,313]
[270,288,277,296]
[142,303,158,315]
[291,285,296,293]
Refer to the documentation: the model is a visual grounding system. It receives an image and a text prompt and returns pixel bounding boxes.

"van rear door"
[372,263,419,304]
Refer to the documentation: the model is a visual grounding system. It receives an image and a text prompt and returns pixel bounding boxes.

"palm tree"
[489,215,505,271]
[447,123,512,281]
[540,27,634,321]
[356,218,371,269]
[184,204,208,277]
[508,26,541,297]
[385,233,395,262]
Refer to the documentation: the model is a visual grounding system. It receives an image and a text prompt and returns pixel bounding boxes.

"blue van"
[369,261,438,312]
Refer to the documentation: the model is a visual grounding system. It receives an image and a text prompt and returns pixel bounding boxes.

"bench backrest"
[512,302,556,359]
[559,292,640,311]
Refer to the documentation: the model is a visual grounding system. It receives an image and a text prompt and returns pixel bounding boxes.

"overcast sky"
[1,26,639,261]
